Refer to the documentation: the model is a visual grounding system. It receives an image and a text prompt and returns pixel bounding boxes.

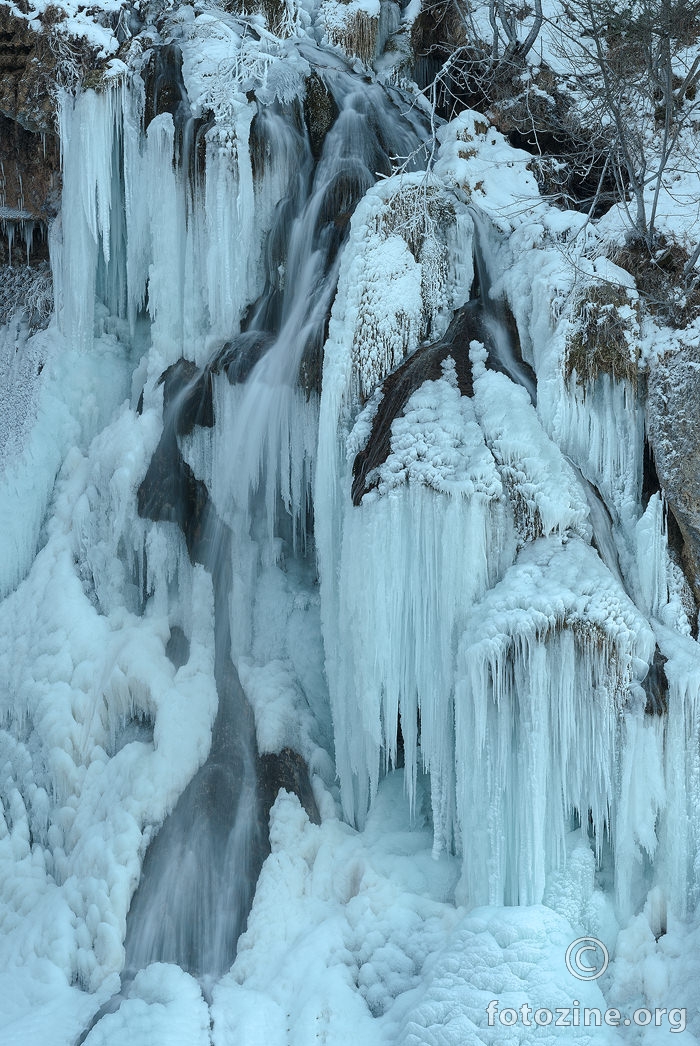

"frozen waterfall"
[1,9,700,1044]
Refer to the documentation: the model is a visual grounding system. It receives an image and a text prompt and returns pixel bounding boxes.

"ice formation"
[2,1,700,1042]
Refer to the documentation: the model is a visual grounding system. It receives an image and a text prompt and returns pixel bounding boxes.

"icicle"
[204,105,256,341]
[56,83,124,350]
[455,538,655,908]
[142,113,187,363]
[541,370,644,528]
[615,704,665,920]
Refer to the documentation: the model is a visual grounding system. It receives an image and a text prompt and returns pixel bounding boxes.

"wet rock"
[258,747,320,825]
[297,324,326,398]
[642,437,661,510]
[137,359,217,566]
[144,44,187,124]
[212,331,274,385]
[158,358,214,434]
[137,446,215,565]
[316,164,374,244]
[643,647,669,715]
[303,73,338,159]
[352,301,478,505]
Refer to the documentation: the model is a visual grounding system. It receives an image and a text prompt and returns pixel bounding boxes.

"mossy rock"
[565,281,641,388]
[303,72,338,159]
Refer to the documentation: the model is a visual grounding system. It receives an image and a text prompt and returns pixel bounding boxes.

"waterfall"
[116,74,427,987]
[471,206,626,587]
[3,7,700,1043]
[41,36,435,1035]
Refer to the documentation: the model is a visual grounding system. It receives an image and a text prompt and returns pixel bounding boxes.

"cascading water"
[123,369,264,991]
[69,47,430,1038]
[469,207,538,405]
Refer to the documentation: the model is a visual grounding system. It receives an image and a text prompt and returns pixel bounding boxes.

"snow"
[0,959,105,1046]
[4,0,124,57]
[0,416,218,990]
[391,904,618,1046]
[368,356,501,497]
[471,351,590,542]
[434,111,541,229]
[82,964,211,1046]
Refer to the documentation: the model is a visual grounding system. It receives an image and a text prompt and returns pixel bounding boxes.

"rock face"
[648,344,700,611]
[258,748,320,825]
[303,72,338,159]
[0,113,57,264]
[0,4,64,263]
[0,3,59,133]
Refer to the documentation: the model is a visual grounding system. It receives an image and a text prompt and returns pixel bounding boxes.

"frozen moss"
[565,282,641,387]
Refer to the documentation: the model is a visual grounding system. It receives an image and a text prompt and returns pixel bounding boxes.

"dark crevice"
[642,437,662,510]
[258,748,320,825]
[643,647,669,716]
[166,625,190,670]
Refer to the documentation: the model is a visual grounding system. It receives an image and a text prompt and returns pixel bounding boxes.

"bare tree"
[550,0,700,253]
[487,0,543,69]
[416,0,544,99]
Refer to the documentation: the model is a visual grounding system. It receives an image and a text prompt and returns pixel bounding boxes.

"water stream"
[470,206,538,405]
[76,56,428,1043]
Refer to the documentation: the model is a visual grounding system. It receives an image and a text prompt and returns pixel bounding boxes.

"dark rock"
[297,323,326,398]
[303,73,338,159]
[137,445,215,566]
[351,301,478,505]
[0,111,59,215]
[643,647,669,716]
[0,112,58,265]
[0,5,65,132]
[315,164,374,246]
[647,344,700,616]
[642,437,661,510]
[158,358,215,435]
[143,44,189,131]
[137,358,218,566]
[258,747,320,825]
[212,331,274,385]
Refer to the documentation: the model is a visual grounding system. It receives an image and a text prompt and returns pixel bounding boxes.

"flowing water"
[470,207,538,405]
[74,61,429,1041]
